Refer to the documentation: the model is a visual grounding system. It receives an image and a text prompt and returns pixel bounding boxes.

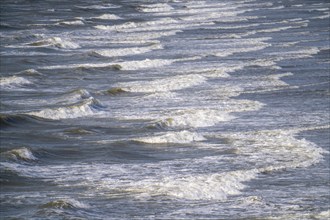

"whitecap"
[75,4,120,10]
[137,169,258,200]
[27,97,103,120]
[91,14,122,20]
[218,128,327,170]
[116,74,206,93]
[158,109,236,128]
[137,3,174,13]
[2,147,37,162]
[55,20,84,26]
[91,44,163,57]
[267,47,320,60]
[41,57,200,71]
[25,37,80,49]
[55,89,92,105]
[0,76,33,90]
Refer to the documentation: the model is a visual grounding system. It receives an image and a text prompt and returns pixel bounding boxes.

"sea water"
[0,0,329,219]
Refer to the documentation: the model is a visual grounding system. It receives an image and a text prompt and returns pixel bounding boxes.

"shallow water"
[0,0,329,219]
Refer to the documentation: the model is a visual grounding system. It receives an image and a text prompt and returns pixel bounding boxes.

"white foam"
[219,128,327,170]
[167,37,270,59]
[135,130,206,144]
[23,37,80,49]
[242,73,296,92]
[267,47,320,61]
[0,76,32,90]
[94,18,215,33]
[116,74,206,93]
[55,89,92,104]
[105,30,180,42]
[75,4,120,9]
[92,44,163,57]
[192,66,241,78]
[27,97,102,120]
[200,86,244,99]
[158,109,236,128]
[312,12,330,20]
[17,69,43,76]
[41,57,200,71]
[137,3,174,13]
[0,159,259,201]
[2,148,37,162]
[55,20,84,26]
[95,17,178,31]
[315,210,330,219]
[146,169,258,200]
[91,14,122,20]
[213,44,269,57]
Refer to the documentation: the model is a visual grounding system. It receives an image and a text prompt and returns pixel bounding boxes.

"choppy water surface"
[0,0,329,219]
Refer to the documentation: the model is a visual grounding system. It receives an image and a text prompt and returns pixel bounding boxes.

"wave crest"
[27,97,104,120]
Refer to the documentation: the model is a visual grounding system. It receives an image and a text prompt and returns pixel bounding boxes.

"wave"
[25,37,80,49]
[75,4,120,10]
[91,14,122,20]
[55,89,92,105]
[41,198,90,209]
[129,169,258,200]
[94,17,215,33]
[94,17,178,31]
[161,169,258,200]
[17,69,43,76]
[116,74,207,93]
[157,109,236,128]
[267,47,320,60]
[0,113,47,127]
[55,20,85,26]
[135,130,206,144]
[103,87,127,95]
[137,3,174,13]
[27,97,104,120]
[90,44,163,57]
[41,57,200,71]
[0,76,33,90]
[242,73,297,93]
[214,127,328,172]
[1,148,37,162]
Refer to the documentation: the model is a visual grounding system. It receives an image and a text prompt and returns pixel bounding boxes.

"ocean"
[0,0,329,219]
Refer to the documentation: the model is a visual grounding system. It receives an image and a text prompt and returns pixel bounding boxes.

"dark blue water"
[1,0,329,219]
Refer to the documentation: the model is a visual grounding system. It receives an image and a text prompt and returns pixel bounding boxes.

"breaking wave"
[1,148,37,162]
[116,74,207,93]
[0,76,32,90]
[25,37,80,49]
[27,97,104,120]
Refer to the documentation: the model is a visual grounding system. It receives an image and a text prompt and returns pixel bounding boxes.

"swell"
[0,113,52,128]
